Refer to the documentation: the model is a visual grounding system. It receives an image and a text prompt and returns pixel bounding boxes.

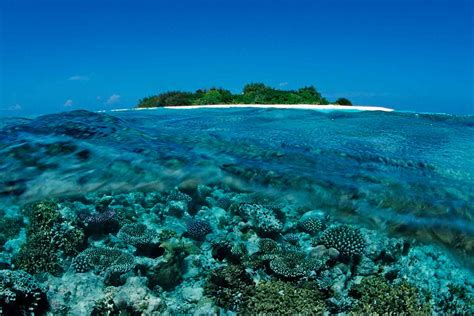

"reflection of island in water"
[0,108,473,314]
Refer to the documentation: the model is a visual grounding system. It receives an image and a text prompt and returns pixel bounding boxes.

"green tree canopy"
[335,97,353,106]
[136,83,350,108]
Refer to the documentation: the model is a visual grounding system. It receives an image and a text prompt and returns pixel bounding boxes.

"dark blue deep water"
[0,108,473,314]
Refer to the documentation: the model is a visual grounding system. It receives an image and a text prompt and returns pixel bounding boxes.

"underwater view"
[0,108,473,314]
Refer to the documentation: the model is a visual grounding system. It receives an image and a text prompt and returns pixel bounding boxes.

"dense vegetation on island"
[137,83,352,108]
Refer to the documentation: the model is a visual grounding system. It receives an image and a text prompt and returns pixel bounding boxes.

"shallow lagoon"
[0,108,473,314]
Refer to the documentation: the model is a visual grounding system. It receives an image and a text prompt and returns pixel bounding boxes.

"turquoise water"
[0,108,473,314]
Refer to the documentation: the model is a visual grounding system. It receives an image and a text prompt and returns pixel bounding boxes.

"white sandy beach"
[157,104,394,112]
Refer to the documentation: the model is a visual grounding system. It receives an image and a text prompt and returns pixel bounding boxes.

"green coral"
[13,200,84,274]
[204,265,255,312]
[24,200,61,229]
[349,276,432,314]
[13,201,62,274]
[244,280,325,314]
[146,239,199,290]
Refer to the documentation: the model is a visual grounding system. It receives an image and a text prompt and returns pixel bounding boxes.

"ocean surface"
[0,108,473,314]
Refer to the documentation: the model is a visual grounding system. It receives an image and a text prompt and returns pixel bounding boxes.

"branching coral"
[319,225,366,257]
[71,254,92,273]
[117,223,157,246]
[315,270,334,291]
[258,238,279,254]
[284,233,300,245]
[211,238,247,263]
[349,276,432,314]
[186,218,212,240]
[204,265,255,312]
[166,190,192,203]
[299,217,323,234]
[269,250,322,278]
[51,222,85,255]
[239,203,283,234]
[78,209,116,226]
[437,284,474,314]
[243,280,325,314]
[14,200,84,274]
[215,196,233,210]
[0,270,48,314]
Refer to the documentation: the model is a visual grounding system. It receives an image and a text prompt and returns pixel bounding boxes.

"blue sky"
[1,0,473,116]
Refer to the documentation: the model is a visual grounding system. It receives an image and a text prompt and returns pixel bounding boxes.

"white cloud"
[68,75,89,81]
[106,94,121,105]
[64,99,74,107]
[9,104,22,111]
[1,104,22,111]
[279,82,289,87]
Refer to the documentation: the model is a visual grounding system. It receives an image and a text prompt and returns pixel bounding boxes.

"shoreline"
[141,104,394,112]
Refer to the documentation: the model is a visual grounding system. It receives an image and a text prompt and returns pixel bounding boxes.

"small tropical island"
[137,83,352,108]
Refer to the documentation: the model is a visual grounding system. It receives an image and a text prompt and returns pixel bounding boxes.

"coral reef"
[318,225,366,257]
[258,238,279,254]
[204,265,255,311]
[349,275,432,314]
[269,250,321,278]
[211,238,247,263]
[13,201,84,274]
[0,269,48,314]
[0,187,472,314]
[78,209,116,226]
[283,233,300,245]
[186,218,212,240]
[299,217,323,234]
[238,203,283,234]
[145,239,198,290]
[73,247,135,276]
[244,280,325,314]
[166,190,192,203]
[117,223,156,246]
